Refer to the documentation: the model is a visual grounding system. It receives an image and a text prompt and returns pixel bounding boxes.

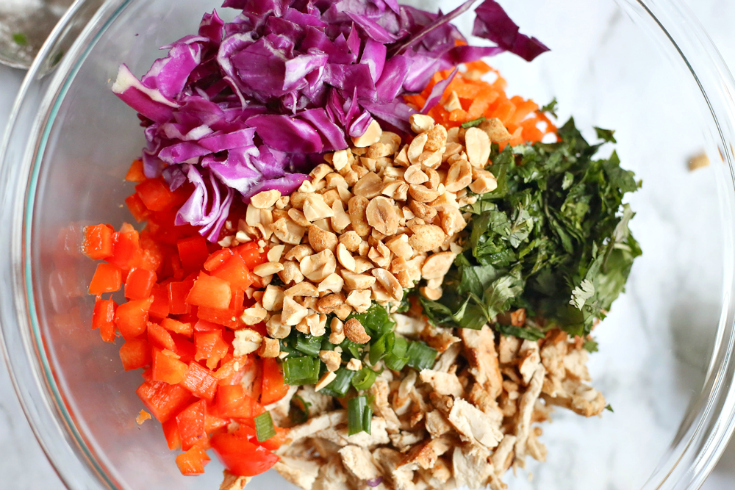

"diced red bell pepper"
[136,379,193,422]
[176,399,207,451]
[211,254,253,291]
[181,362,218,402]
[194,329,229,370]
[115,298,152,340]
[260,358,289,406]
[197,287,244,329]
[168,280,194,315]
[176,444,211,476]
[246,322,268,338]
[82,224,114,260]
[119,338,152,371]
[170,254,185,281]
[148,322,176,351]
[135,178,179,212]
[214,356,250,386]
[205,413,229,434]
[125,159,146,182]
[125,193,150,223]
[177,236,210,275]
[215,384,264,419]
[148,284,171,320]
[172,335,197,364]
[204,249,233,272]
[88,263,122,295]
[125,268,157,300]
[258,426,289,452]
[210,429,278,477]
[234,242,268,270]
[108,230,141,271]
[161,317,193,337]
[162,418,182,450]
[194,319,223,332]
[187,273,232,310]
[152,349,189,385]
[92,298,116,343]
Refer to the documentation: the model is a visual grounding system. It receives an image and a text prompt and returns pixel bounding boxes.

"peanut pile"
[222,115,513,379]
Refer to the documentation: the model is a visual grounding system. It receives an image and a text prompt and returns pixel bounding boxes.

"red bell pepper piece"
[258,426,290,452]
[135,178,179,212]
[82,224,114,260]
[108,230,141,271]
[175,444,211,476]
[210,429,278,477]
[115,298,152,340]
[172,336,197,364]
[196,287,245,329]
[181,362,218,402]
[260,358,289,406]
[168,280,194,315]
[162,418,182,450]
[214,356,250,385]
[124,193,150,223]
[152,349,189,385]
[161,317,193,337]
[234,242,268,270]
[186,272,232,310]
[119,338,152,371]
[205,413,229,434]
[211,254,253,291]
[124,159,146,182]
[204,249,233,272]
[125,268,157,300]
[177,236,210,275]
[148,283,171,320]
[176,399,207,451]
[147,322,176,351]
[136,379,192,422]
[215,384,264,419]
[88,263,122,295]
[92,298,117,343]
[194,329,229,370]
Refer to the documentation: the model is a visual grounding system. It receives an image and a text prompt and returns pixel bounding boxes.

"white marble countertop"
[3,0,735,488]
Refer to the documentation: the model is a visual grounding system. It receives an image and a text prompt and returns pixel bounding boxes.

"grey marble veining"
[1,0,735,488]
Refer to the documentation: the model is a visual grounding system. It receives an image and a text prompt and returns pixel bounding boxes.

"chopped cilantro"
[594,127,617,143]
[541,98,558,118]
[421,118,641,338]
[605,404,614,413]
[461,116,486,128]
[12,33,28,46]
[583,339,599,353]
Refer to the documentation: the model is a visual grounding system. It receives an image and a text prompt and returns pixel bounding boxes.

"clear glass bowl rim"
[3,0,735,488]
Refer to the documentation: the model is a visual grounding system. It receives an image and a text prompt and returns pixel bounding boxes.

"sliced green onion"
[348,396,367,435]
[461,116,486,129]
[406,341,438,371]
[351,367,378,392]
[289,395,311,424]
[368,332,394,365]
[295,334,323,357]
[254,411,276,442]
[390,335,408,358]
[339,339,363,360]
[348,303,395,337]
[363,404,373,435]
[384,354,408,371]
[320,368,356,397]
[282,356,320,385]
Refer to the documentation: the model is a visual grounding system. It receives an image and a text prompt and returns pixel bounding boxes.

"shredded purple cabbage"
[366,477,383,487]
[112,0,547,241]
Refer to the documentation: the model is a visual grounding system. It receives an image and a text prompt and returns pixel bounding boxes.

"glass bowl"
[3,0,735,489]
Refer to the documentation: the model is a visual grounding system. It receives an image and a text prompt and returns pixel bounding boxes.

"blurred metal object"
[0,0,75,69]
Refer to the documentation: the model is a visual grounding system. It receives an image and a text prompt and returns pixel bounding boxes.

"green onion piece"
[390,335,408,358]
[362,404,373,435]
[461,116,486,129]
[406,341,438,371]
[282,356,320,385]
[348,303,395,337]
[320,337,336,351]
[348,396,367,435]
[320,368,356,397]
[254,411,276,442]
[351,367,378,391]
[289,395,311,424]
[12,33,28,46]
[295,334,323,357]
[384,353,408,372]
[339,339,363,360]
[368,332,394,365]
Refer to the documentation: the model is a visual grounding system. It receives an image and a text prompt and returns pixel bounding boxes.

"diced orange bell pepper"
[175,444,211,476]
[88,263,122,295]
[215,384,264,419]
[176,399,207,450]
[205,413,229,434]
[152,349,189,385]
[115,298,152,340]
[125,268,157,300]
[177,236,210,275]
[82,224,114,260]
[186,273,232,310]
[119,338,152,371]
[124,159,146,182]
[260,358,289,406]
[136,379,193,422]
[162,418,182,450]
[204,249,234,272]
[181,362,219,402]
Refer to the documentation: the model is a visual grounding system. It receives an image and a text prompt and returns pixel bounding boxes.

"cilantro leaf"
[605,404,614,413]
[583,339,599,353]
[541,98,558,118]
[594,127,617,143]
